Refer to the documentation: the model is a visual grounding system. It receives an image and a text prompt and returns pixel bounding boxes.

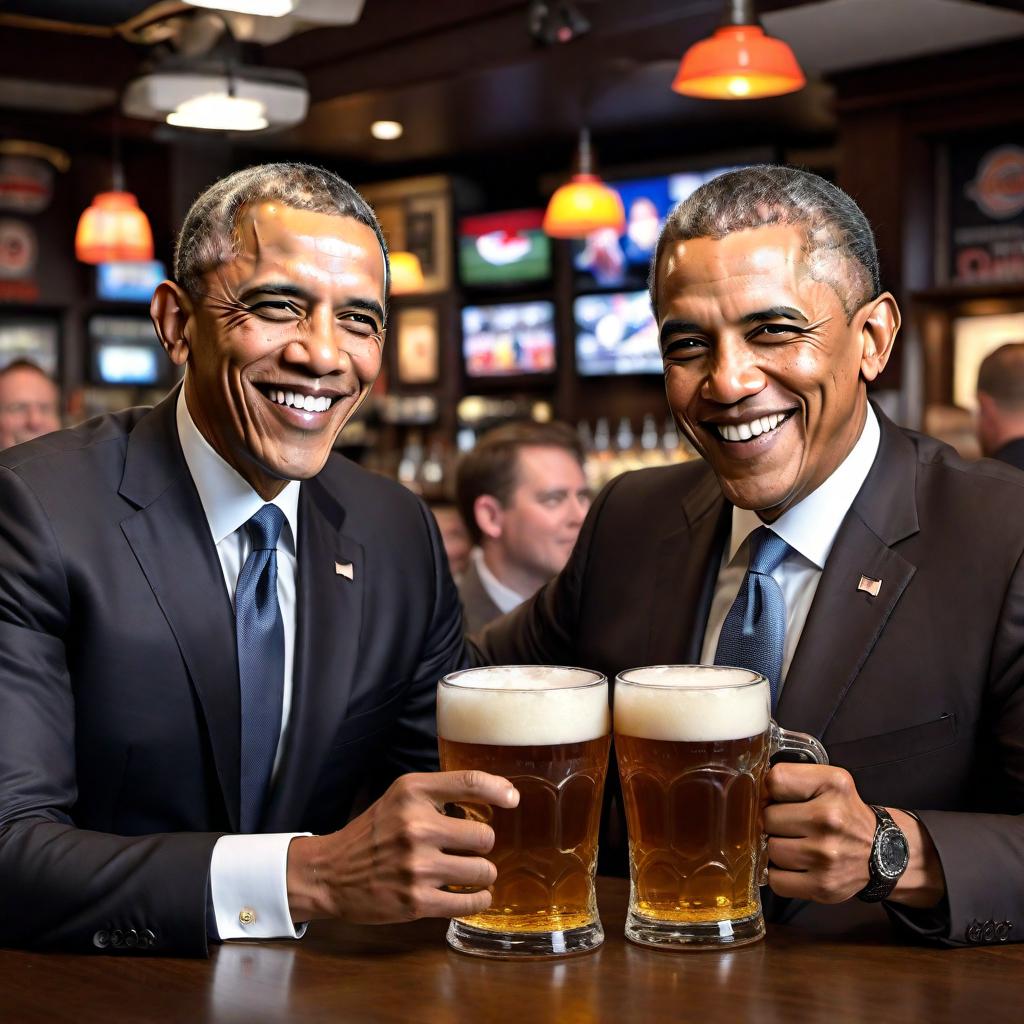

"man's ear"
[473,494,505,541]
[151,281,195,367]
[858,292,901,383]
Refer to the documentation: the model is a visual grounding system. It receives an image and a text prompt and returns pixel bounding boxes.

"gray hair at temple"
[173,162,390,302]
[649,165,881,320]
[978,342,1024,409]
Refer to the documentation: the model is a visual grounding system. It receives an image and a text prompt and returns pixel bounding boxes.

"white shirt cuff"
[210,832,312,940]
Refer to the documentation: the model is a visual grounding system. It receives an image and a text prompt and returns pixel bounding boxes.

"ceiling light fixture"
[371,120,403,141]
[527,0,591,46]
[167,92,268,131]
[672,0,805,100]
[543,128,625,239]
[187,0,294,16]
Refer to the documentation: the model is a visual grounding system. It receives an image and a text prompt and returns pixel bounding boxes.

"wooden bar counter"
[4,878,1020,1023]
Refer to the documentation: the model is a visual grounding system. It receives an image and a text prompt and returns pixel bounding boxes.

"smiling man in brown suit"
[475,165,1024,947]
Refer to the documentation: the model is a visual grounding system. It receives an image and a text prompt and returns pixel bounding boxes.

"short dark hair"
[455,421,585,545]
[0,359,55,383]
[174,162,390,302]
[650,165,881,320]
[978,342,1024,409]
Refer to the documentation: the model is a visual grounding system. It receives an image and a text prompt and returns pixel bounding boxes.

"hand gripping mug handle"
[758,722,829,885]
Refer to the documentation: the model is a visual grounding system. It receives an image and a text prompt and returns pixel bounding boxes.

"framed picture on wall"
[395,305,440,385]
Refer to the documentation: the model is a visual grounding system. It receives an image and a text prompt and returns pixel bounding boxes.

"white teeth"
[264,388,334,413]
[717,413,787,443]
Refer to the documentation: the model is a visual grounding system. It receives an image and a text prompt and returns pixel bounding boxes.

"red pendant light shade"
[75,190,154,264]
[673,2,805,100]
[543,129,625,239]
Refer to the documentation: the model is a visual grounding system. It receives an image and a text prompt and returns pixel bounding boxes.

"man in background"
[0,359,60,449]
[455,420,590,633]
[976,342,1024,470]
[428,501,472,578]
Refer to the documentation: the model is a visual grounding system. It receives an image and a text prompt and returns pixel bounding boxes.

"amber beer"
[437,665,610,958]
[615,665,828,949]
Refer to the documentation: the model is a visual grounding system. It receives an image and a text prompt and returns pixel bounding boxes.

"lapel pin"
[857,575,882,597]
[335,561,355,580]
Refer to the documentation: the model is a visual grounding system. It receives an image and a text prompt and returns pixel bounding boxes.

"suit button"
[110,929,124,948]
[965,921,982,943]
[142,929,156,949]
[982,920,996,942]
[125,929,139,948]
[93,930,110,949]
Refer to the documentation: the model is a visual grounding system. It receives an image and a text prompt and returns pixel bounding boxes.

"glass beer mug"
[614,665,828,949]
[437,665,610,958]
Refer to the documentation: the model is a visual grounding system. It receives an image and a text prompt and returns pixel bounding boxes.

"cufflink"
[239,907,257,926]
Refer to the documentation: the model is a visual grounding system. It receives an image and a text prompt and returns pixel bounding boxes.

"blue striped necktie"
[714,526,791,710]
[235,503,286,834]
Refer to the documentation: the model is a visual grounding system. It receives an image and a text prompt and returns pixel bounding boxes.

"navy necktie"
[714,526,790,710]
[235,504,286,834]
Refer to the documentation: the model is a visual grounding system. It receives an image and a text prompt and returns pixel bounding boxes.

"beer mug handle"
[769,722,829,766]
[759,723,829,885]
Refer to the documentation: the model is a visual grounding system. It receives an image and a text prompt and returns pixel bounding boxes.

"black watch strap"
[856,805,909,904]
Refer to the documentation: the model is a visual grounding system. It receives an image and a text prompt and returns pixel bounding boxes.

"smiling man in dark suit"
[0,163,516,955]
[475,165,1024,946]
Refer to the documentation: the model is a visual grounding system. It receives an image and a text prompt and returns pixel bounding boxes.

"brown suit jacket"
[473,409,1024,947]
[457,555,506,635]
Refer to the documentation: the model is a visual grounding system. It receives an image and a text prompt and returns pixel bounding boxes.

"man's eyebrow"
[740,306,808,324]
[239,282,312,302]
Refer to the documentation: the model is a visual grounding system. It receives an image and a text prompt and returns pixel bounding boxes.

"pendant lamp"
[389,251,425,294]
[543,128,625,239]
[75,158,154,265]
[672,0,805,100]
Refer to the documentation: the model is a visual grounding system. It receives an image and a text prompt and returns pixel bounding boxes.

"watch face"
[877,828,909,878]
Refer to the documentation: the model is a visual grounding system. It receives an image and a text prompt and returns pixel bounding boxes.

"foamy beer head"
[614,665,769,741]
[438,665,609,746]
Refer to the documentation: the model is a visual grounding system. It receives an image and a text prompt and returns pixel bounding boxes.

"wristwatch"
[856,805,910,903]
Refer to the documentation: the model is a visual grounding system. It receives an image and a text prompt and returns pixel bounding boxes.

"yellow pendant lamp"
[673,0,805,101]
[543,128,625,239]
[389,251,425,294]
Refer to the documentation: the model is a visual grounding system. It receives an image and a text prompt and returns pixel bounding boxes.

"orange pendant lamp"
[75,155,153,265]
[673,0,805,100]
[543,128,625,239]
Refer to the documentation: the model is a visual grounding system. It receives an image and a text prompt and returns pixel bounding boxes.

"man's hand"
[763,763,946,908]
[286,771,519,925]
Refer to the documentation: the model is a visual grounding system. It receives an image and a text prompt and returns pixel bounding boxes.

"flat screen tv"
[574,291,661,376]
[462,300,556,378]
[87,314,168,386]
[573,167,744,289]
[96,260,166,303]
[459,209,551,287]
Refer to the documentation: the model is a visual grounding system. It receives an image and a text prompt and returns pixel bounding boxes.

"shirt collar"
[727,403,881,570]
[176,387,300,553]
[472,547,528,614]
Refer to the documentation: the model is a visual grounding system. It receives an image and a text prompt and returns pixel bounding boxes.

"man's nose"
[701,339,766,404]
[284,306,348,377]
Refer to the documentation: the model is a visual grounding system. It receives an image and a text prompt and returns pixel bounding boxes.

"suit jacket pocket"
[827,713,958,772]
[327,684,408,750]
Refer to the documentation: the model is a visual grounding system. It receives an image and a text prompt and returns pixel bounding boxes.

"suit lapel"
[648,466,730,665]
[776,413,920,739]
[118,389,241,831]
[264,476,363,831]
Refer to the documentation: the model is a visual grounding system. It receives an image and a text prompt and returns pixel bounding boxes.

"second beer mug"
[614,665,828,950]
[437,665,610,958]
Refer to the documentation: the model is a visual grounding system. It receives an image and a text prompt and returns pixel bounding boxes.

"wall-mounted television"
[96,261,166,303]
[574,291,661,376]
[458,209,551,287]
[573,167,744,290]
[0,317,59,376]
[462,300,556,378]
[87,314,170,386]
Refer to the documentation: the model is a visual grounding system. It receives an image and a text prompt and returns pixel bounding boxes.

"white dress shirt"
[700,405,881,693]
[472,546,529,614]
[176,390,309,941]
